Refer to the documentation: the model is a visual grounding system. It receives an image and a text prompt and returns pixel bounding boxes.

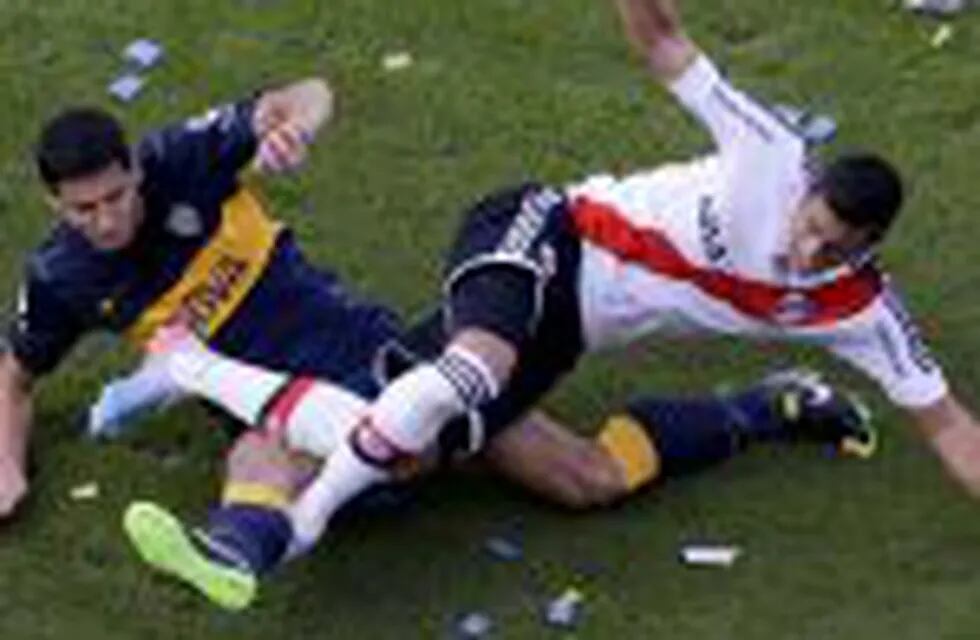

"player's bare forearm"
[0,353,33,515]
[614,0,700,83]
[0,353,32,466]
[910,393,980,498]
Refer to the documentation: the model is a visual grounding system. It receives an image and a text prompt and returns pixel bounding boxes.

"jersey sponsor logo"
[697,196,731,269]
[166,203,204,238]
[125,188,283,345]
[177,254,250,334]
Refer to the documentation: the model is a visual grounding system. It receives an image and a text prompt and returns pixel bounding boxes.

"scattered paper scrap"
[543,587,585,629]
[382,51,413,72]
[484,535,523,562]
[904,0,966,16]
[123,39,164,69]
[679,544,742,568]
[773,104,838,145]
[69,482,100,501]
[931,23,955,47]
[454,611,493,639]
[108,74,146,103]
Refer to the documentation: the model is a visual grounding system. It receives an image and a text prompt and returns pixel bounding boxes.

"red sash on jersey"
[569,197,882,327]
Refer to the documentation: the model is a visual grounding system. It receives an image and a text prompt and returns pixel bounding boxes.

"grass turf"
[0,0,979,637]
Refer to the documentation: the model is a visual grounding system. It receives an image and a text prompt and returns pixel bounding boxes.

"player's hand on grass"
[932,424,980,498]
[0,456,27,518]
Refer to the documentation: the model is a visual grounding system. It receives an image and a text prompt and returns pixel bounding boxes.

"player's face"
[52,162,144,251]
[788,197,870,273]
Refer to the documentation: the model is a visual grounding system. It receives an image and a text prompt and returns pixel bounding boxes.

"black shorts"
[376,183,585,458]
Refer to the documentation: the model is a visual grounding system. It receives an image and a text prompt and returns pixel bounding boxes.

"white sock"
[280,383,368,458]
[288,442,387,548]
[167,347,288,426]
[372,345,500,453]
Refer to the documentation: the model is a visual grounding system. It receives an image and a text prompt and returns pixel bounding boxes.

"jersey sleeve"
[140,96,260,193]
[668,55,806,236]
[3,270,86,377]
[825,288,948,409]
[668,55,803,161]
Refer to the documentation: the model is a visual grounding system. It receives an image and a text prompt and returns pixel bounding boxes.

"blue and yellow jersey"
[7,97,400,395]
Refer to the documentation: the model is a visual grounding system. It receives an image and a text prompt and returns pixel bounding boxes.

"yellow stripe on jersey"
[125,188,283,346]
[596,415,661,490]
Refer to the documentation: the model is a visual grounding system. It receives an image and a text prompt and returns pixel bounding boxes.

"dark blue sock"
[204,505,292,575]
[724,386,786,442]
[625,396,743,478]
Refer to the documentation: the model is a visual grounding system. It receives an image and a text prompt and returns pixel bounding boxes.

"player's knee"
[449,266,540,348]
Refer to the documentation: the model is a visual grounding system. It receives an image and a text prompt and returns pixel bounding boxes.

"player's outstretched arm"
[0,352,34,518]
[910,394,980,498]
[251,78,334,174]
[614,0,700,83]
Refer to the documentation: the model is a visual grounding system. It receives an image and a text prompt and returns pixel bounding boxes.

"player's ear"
[42,192,62,215]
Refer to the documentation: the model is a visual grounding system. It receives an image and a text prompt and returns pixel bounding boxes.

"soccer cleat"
[123,501,258,611]
[762,369,878,459]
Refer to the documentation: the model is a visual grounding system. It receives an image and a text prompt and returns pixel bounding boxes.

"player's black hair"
[36,107,131,191]
[816,152,904,243]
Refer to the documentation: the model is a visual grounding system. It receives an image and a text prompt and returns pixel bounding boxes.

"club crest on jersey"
[771,291,817,325]
[166,204,203,238]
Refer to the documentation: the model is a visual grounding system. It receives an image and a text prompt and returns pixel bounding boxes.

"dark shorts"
[378,183,585,458]
[213,238,402,400]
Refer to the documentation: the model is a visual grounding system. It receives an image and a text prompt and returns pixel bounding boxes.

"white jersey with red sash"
[564,55,947,410]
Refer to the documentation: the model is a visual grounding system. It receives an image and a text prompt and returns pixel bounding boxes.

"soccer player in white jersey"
[286,0,980,541]
[121,0,980,609]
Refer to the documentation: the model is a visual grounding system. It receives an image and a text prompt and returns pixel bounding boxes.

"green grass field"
[1,1,979,638]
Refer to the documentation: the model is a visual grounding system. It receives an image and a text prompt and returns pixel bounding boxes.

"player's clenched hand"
[932,424,980,498]
[253,121,311,175]
[613,0,698,83]
[0,456,27,518]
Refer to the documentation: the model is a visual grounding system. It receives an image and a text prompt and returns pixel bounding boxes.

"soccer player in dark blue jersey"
[0,77,403,517]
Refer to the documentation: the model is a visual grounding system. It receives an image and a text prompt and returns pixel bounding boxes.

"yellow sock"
[596,415,661,491]
[221,482,291,510]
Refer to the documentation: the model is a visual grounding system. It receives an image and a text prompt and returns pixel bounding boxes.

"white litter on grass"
[455,611,493,638]
[69,482,100,501]
[543,587,585,629]
[679,544,742,568]
[108,74,146,103]
[382,52,413,72]
[904,0,966,15]
[931,23,955,48]
[123,39,165,69]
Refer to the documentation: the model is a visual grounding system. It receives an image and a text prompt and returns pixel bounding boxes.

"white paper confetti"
[123,39,165,69]
[69,482,100,501]
[382,52,413,72]
[108,74,146,103]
